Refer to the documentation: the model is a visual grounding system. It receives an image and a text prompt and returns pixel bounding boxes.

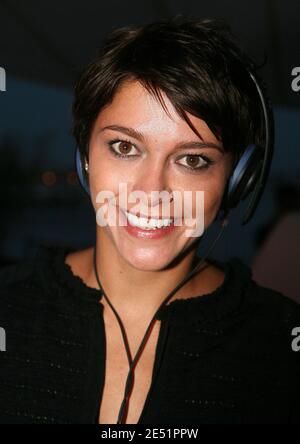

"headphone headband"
[240,70,275,224]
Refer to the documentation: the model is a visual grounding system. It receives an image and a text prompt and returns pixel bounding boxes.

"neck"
[82,230,207,322]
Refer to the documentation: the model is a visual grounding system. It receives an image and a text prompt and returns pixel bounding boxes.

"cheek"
[191,172,228,222]
[88,160,121,210]
[89,147,133,191]
[203,188,223,217]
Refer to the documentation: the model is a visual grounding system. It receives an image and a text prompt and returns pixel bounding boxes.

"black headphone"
[75,68,275,424]
[75,69,274,226]
[215,70,275,224]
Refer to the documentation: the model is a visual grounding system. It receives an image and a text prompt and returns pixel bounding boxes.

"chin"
[120,246,179,272]
[106,223,195,271]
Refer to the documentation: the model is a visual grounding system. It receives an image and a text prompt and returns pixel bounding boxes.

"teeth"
[124,211,173,230]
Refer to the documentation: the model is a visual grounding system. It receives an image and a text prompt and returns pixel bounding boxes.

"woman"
[0,16,299,424]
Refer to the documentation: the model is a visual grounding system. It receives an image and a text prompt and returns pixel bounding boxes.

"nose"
[131,162,174,208]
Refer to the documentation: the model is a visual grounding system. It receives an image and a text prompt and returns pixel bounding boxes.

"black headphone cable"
[93,216,229,424]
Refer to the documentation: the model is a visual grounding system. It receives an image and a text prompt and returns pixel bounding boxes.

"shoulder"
[219,258,300,409]
[0,245,71,326]
[211,255,300,324]
[244,270,300,327]
[0,244,100,327]
[0,255,42,341]
[0,245,56,293]
[226,256,300,320]
[213,257,300,364]
[0,258,36,288]
[0,256,40,306]
[0,244,79,294]
[240,270,300,422]
[0,248,44,311]
[229,258,300,367]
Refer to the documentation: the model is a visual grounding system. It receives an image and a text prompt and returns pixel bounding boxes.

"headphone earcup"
[75,147,91,196]
[215,144,263,221]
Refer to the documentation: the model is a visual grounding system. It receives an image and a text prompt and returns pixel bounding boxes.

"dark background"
[0,0,299,299]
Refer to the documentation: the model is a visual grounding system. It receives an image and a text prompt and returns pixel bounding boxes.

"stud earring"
[84,159,89,172]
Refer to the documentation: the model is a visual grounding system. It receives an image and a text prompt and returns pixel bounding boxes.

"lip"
[119,207,178,239]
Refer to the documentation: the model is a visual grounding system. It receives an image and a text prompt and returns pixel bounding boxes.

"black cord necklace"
[93,217,228,424]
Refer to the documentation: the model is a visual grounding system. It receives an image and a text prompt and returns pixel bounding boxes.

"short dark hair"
[72,15,266,177]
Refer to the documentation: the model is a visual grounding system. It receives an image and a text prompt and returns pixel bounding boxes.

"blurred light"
[67,171,78,186]
[42,171,56,186]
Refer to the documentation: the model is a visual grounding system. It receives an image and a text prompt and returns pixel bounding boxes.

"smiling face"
[87,79,234,272]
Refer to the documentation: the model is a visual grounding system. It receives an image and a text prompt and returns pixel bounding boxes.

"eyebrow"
[99,125,224,153]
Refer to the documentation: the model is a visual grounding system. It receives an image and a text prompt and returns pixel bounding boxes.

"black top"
[0,245,299,424]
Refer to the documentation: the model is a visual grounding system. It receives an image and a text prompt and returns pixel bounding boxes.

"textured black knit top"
[0,245,299,424]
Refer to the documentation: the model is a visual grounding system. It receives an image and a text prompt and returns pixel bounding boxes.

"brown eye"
[118,141,132,155]
[108,139,139,158]
[177,154,210,171]
[186,155,200,168]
